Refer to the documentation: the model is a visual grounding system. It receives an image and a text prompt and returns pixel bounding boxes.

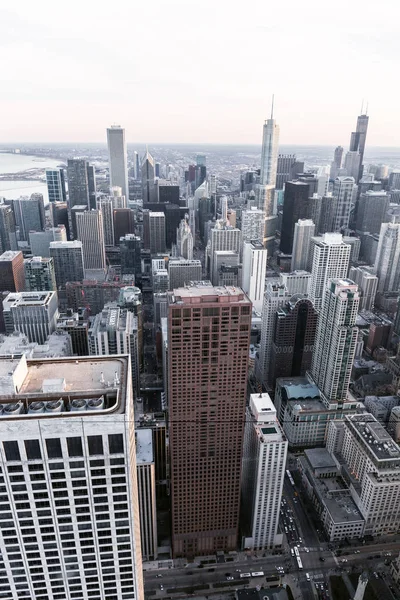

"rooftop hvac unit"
[70,399,87,412]
[28,401,45,414]
[87,397,104,411]
[45,399,63,413]
[3,402,24,415]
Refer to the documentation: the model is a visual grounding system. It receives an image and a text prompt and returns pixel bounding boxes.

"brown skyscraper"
[168,283,251,557]
[0,251,25,292]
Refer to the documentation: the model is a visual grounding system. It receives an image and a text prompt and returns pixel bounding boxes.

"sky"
[1,0,400,145]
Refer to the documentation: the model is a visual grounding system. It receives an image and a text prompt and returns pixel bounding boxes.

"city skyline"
[1,0,399,145]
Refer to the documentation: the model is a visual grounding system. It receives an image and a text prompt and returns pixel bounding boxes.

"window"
[67,438,83,458]
[108,435,123,454]
[88,437,103,456]
[24,440,41,460]
[45,439,62,459]
[3,441,20,462]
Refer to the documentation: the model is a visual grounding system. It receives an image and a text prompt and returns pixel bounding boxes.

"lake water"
[0,153,64,202]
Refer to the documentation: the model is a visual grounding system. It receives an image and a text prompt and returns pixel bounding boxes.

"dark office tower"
[56,309,90,355]
[157,182,180,204]
[50,241,85,289]
[317,193,337,234]
[149,212,166,254]
[0,205,17,253]
[0,251,25,292]
[168,283,251,558]
[50,201,71,239]
[165,204,184,248]
[142,210,150,250]
[46,168,67,202]
[269,296,318,388]
[12,195,45,241]
[113,208,135,242]
[355,191,390,235]
[86,164,97,210]
[349,113,369,182]
[280,181,312,254]
[120,234,142,278]
[188,164,196,183]
[334,146,344,169]
[155,162,161,178]
[195,165,207,189]
[67,158,90,208]
[141,150,155,203]
[276,154,300,189]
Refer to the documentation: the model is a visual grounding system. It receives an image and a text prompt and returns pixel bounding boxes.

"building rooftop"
[136,428,154,464]
[50,240,82,249]
[3,291,56,307]
[0,251,21,262]
[279,378,320,401]
[170,284,249,304]
[305,448,337,470]
[346,414,400,461]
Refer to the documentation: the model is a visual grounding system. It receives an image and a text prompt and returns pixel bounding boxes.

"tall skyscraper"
[0,250,25,292]
[176,218,193,260]
[0,354,144,600]
[23,256,57,291]
[3,291,59,343]
[0,204,17,253]
[349,112,369,182]
[113,208,135,242]
[107,125,129,199]
[291,219,315,271]
[168,259,202,290]
[242,240,268,313]
[374,222,400,293]
[260,110,280,187]
[149,212,166,254]
[241,393,288,549]
[308,233,351,310]
[310,279,359,405]
[97,197,115,246]
[141,150,155,203]
[355,190,390,234]
[208,222,241,279]
[334,146,344,169]
[120,234,142,278]
[136,428,158,561]
[50,240,85,288]
[275,154,303,190]
[76,210,106,271]
[269,296,318,387]
[45,167,67,203]
[349,266,378,311]
[86,164,97,210]
[29,226,67,258]
[50,201,70,239]
[12,195,45,241]
[67,159,90,209]
[280,181,313,254]
[168,284,251,557]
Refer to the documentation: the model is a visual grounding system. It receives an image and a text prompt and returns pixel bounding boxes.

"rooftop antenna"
[271,93,275,120]
[360,98,364,114]
[365,101,369,116]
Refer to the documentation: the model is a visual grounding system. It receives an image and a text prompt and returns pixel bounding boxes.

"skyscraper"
[76,210,106,271]
[355,190,390,234]
[0,204,17,253]
[308,233,351,310]
[0,354,144,600]
[50,201,70,239]
[168,259,202,290]
[241,207,265,243]
[276,154,301,189]
[113,208,135,242]
[374,222,400,293]
[349,266,378,311]
[97,197,115,246]
[208,222,241,279]
[50,240,85,288]
[310,279,359,405]
[3,291,59,343]
[23,256,57,291]
[67,158,90,209]
[280,181,313,254]
[168,284,251,557]
[29,226,67,258]
[45,167,67,203]
[12,195,45,241]
[242,240,268,313]
[0,250,25,293]
[260,111,280,187]
[120,234,142,278]
[291,219,315,271]
[149,212,166,254]
[141,150,156,203]
[176,218,193,259]
[334,146,344,169]
[241,393,288,549]
[349,112,369,182]
[107,125,129,199]
[86,164,97,210]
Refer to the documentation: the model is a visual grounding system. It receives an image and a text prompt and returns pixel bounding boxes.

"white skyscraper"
[3,291,59,344]
[257,283,291,385]
[308,233,351,311]
[310,279,359,405]
[76,209,106,271]
[374,222,400,293]
[260,113,280,188]
[349,266,378,311]
[107,125,129,200]
[291,219,315,271]
[241,393,287,549]
[242,240,267,313]
[0,354,144,600]
[241,207,265,243]
[332,176,356,231]
[208,222,241,279]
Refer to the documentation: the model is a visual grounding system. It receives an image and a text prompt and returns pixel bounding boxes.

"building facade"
[23,256,56,291]
[107,125,129,200]
[50,241,85,289]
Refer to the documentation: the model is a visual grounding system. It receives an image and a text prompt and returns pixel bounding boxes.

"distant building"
[107,125,129,199]
[291,219,315,271]
[76,210,106,271]
[242,240,267,313]
[50,241,85,289]
[12,195,45,241]
[46,167,67,203]
[149,212,166,254]
[3,291,59,344]
[23,256,56,291]
[0,250,25,293]
[29,226,67,258]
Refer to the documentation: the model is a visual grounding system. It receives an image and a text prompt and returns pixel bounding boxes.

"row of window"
[3,435,124,462]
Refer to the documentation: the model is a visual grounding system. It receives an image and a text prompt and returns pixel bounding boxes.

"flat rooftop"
[305,448,337,470]
[0,251,21,261]
[136,428,154,464]
[4,291,55,306]
[279,378,320,401]
[170,284,249,304]
[347,414,400,461]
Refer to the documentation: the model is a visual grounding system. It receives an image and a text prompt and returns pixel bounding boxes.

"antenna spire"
[360,98,364,114]
[365,101,369,116]
[271,94,275,120]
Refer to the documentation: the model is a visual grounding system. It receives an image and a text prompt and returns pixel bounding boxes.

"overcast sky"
[1,0,399,145]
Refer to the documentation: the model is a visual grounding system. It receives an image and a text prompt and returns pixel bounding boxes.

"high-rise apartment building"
[332,176,355,231]
[141,150,155,203]
[291,219,315,271]
[349,266,378,311]
[12,195,45,241]
[280,181,313,254]
[241,393,288,549]
[3,291,59,343]
[168,259,202,290]
[269,296,318,387]
[23,256,57,291]
[67,159,90,209]
[0,204,17,253]
[0,250,25,293]
[88,304,140,393]
[279,270,312,296]
[107,125,129,199]
[50,240,85,289]
[242,240,267,313]
[241,207,265,243]
[310,279,359,405]
[76,210,106,271]
[257,283,291,386]
[308,233,351,311]
[355,191,389,234]
[168,284,251,557]
[349,113,369,182]
[45,167,67,203]
[149,212,166,254]
[0,354,144,600]
[374,222,400,293]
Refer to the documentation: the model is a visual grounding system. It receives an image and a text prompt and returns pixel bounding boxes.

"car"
[156,574,163,578]
[341,559,348,563]
[319,557,325,562]
[373,572,379,579]
[355,550,361,554]
[304,547,310,553]
[227,576,234,581]
[306,573,311,581]
[160,585,164,591]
